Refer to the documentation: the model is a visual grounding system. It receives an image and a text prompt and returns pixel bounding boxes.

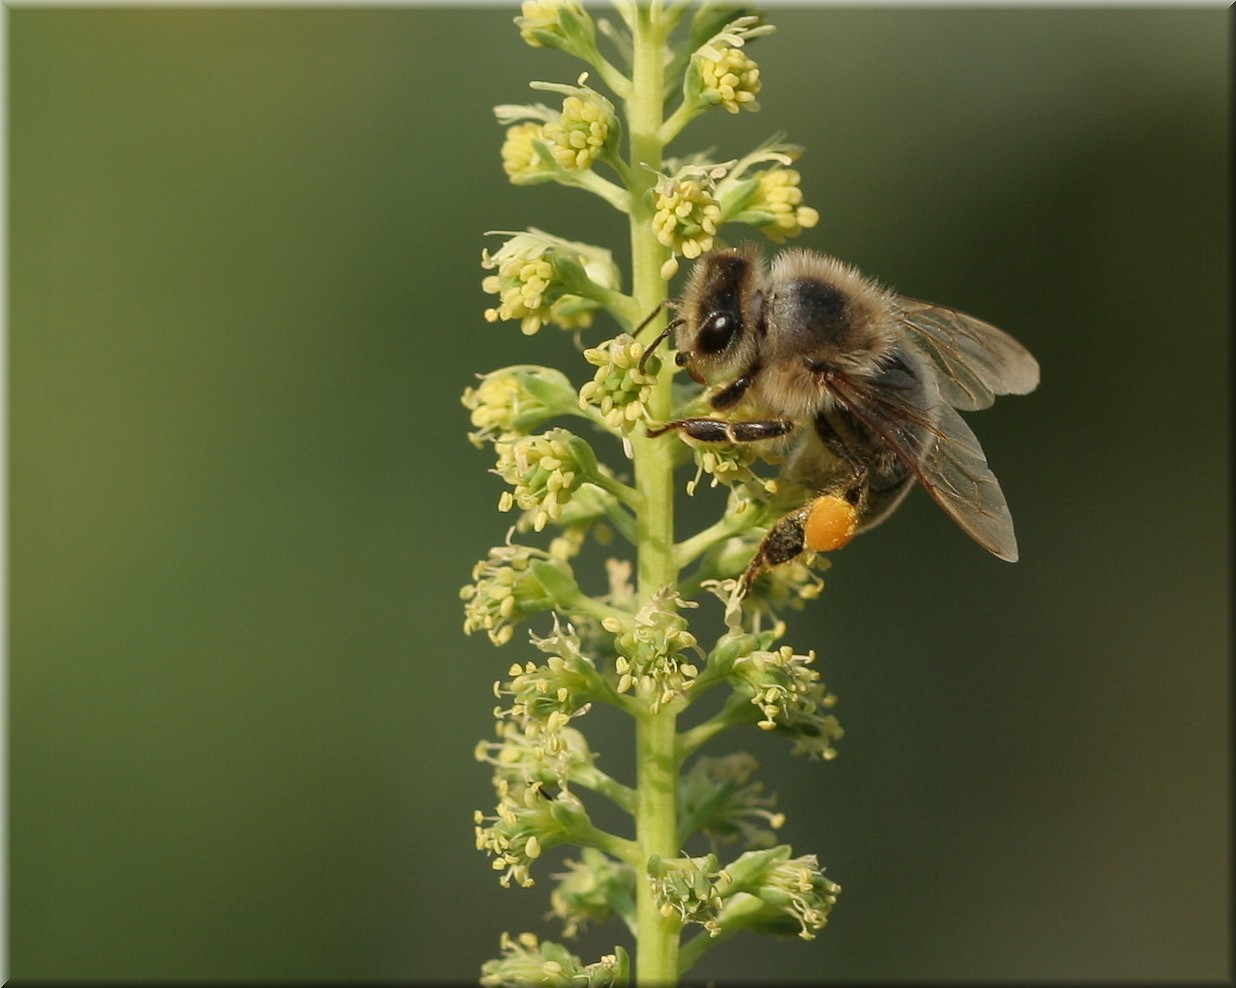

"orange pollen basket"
[803,494,859,553]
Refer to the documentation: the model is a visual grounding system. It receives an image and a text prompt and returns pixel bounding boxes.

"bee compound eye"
[697,311,739,355]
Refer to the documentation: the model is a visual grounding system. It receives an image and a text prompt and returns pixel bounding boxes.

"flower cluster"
[645,845,842,945]
[494,430,594,532]
[480,931,627,988]
[747,167,820,242]
[482,249,557,336]
[604,588,700,712]
[543,91,614,171]
[578,333,658,436]
[462,365,577,447]
[683,433,780,499]
[474,778,581,889]
[714,847,842,941]
[550,847,636,938]
[495,621,604,752]
[647,844,842,944]
[652,170,723,278]
[697,43,762,114]
[476,720,597,795]
[461,541,561,646]
[500,120,549,183]
[731,644,844,760]
[648,854,725,929]
[514,0,587,50]
[679,753,785,850]
[481,230,621,335]
[494,74,630,214]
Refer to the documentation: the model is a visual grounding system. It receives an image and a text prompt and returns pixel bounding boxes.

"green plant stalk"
[627,6,681,983]
[473,7,847,982]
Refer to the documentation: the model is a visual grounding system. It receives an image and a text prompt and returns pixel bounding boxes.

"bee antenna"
[638,316,684,373]
[632,299,670,336]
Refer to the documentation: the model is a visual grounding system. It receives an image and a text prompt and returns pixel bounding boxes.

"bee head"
[674,247,765,385]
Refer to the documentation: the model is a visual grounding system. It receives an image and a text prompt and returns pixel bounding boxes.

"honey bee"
[642,245,1040,590]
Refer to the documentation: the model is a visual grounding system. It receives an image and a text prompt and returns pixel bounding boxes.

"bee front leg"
[646,418,796,443]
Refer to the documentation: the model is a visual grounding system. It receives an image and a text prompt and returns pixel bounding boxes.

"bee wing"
[917,400,1020,561]
[827,366,1021,561]
[895,298,1040,411]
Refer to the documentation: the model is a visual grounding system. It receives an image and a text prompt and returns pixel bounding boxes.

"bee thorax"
[751,361,836,419]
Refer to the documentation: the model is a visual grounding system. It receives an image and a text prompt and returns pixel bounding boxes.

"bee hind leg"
[739,506,811,596]
[739,489,866,597]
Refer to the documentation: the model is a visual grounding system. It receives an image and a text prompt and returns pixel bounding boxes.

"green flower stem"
[598,149,641,202]
[634,704,682,980]
[658,97,701,146]
[672,506,765,569]
[571,818,642,867]
[572,765,638,815]
[576,279,641,329]
[555,592,637,642]
[584,54,632,102]
[676,700,760,762]
[589,470,643,511]
[623,6,685,984]
[677,923,739,974]
[627,30,675,596]
[559,166,633,215]
[597,493,640,545]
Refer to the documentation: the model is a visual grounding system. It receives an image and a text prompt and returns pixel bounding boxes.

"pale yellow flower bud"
[542,93,612,171]
[698,45,762,114]
[653,178,721,261]
[500,121,547,182]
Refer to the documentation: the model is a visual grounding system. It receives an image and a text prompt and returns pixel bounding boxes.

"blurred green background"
[8,6,1229,983]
